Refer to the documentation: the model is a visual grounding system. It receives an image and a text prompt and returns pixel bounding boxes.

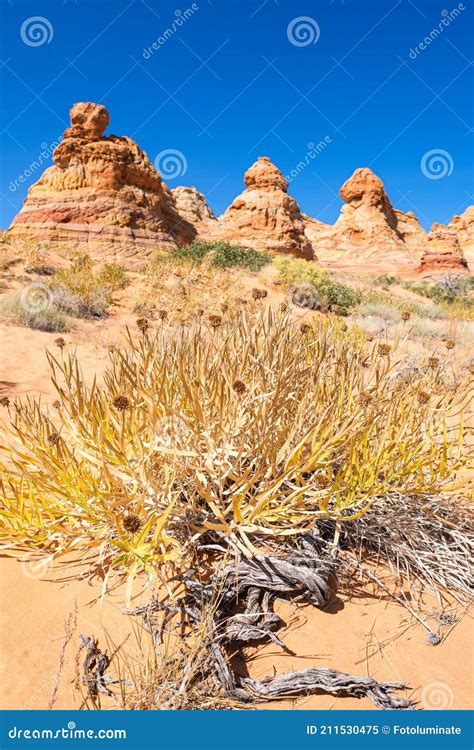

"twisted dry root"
[129,549,412,710]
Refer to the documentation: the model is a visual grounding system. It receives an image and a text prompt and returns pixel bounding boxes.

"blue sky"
[0,0,473,230]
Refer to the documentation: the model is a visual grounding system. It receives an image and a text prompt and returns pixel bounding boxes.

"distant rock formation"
[418,223,469,276]
[6,104,472,277]
[449,206,474,270]
[210,156,315,259]
[303,168,429,272]
[9,102,195,262]
[172,186,216,228]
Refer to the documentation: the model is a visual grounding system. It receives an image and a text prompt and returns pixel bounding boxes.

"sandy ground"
[0,555,471,711]
[1,266,472,712]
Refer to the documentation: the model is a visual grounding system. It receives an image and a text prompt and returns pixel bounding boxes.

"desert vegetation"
[0,298,472,709]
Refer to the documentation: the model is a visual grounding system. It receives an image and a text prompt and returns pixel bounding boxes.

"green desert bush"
[274,257,361,312]
[171,240,270,271]
[404,275,474,307]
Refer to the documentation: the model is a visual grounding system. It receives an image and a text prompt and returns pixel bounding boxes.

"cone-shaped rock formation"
[9,102,195,262]
[210,156,314,259]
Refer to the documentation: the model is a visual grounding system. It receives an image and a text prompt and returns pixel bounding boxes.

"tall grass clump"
[0,293,70,332]
[170,240,270,271]
[0,309,469,580]
[50,254,128,318]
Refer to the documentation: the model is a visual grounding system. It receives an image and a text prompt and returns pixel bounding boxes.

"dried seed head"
[340,322,348,332]
[112,395,130,411]
[331,304,342,315]
[233,380,246,395]
[52,400,61,410]
[136,317,149,332]
[0,396,10,407]
[280,301,288,312]
[208,314,222,328]
[220,303,229,313]
[55,337,66,349]
[47,432,61,446]
[314,474,330,488]
[108,344,116,353]
[123,514,142,535]
[157,309,168,321]
[359,392,373,406]
[428,356,439,369]
[378,343,391,357]
[251,288,267,300]
[401,310,411,322]
[300,323,311,335]
[195,308,204,317]
[445,339,455,350]
[366,334,374,342]
[468,362,474,376]
[236,297,248,305]
[418,391,431,405]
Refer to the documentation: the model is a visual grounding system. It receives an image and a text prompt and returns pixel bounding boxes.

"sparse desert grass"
[0,292,70,332]
[136,259,251,323]
[0,254,128,329]
[170,240,270,271]
[0,309,469,583]
[404,275,474,310]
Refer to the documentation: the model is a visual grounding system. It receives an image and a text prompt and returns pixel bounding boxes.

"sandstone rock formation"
[303,168,428,272]
[7,104,472,277]
[418,223,469,276]
[210,156,314,260]
[9,102,195,262]
[449,206,474,270]
[172,186,216,228]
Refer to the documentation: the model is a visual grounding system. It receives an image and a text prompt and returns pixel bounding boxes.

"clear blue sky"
[0,0,473,230]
